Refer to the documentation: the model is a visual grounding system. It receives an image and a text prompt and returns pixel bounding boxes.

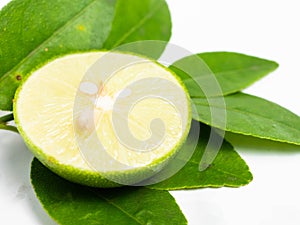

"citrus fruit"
[14,51,191,187]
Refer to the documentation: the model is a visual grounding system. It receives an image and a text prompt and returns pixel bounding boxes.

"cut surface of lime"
[14,51,191,187]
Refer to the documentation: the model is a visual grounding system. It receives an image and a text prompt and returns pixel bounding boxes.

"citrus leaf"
[0,0,172,111]
[31,158,187,225]
[193,93,300,145]
[170,52,278,98]
[103,0,171,49]
[0,0,116,111]
[148,122,253,190]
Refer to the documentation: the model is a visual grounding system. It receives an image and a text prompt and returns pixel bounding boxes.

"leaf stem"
[0,113,14,124]
[0,124,19,133]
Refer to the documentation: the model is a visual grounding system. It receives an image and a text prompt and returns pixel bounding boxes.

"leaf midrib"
[183,64,275,82]
[184,157,250,183]
[174,64,276,98]
[90,189,144,225]
[111,1,164,48]
[156,152,250,185]
[0,0,98,82]
[194,97,300,135]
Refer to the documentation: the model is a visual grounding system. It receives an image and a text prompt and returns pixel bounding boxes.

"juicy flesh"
[16,52,189,172]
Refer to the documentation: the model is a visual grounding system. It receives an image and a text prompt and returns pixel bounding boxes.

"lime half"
[14,52,191,187]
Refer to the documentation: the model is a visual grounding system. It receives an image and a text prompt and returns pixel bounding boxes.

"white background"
[1,0,300,224]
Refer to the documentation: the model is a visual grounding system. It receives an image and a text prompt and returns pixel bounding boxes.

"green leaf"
[148,122,253,190]
[193,93,300,145]
[31,158,187,225]
[0,0,172,111]
[0,0,116,111]
[170,52,278,98]
[103,0,171,49]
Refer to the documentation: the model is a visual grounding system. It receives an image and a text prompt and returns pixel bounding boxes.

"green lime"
[14,52,191,187]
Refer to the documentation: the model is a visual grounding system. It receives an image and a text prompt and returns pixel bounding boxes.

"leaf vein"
[194,97,300,134]
[111,1,163,48]
[184,158,250,183]
[90,189,143,225]
[0,0,98,82]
